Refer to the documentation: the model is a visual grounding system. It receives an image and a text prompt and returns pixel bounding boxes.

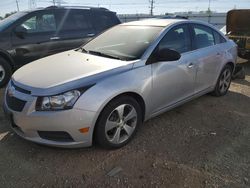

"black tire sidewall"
[95,96,142,149]
[0,57,12,87]
[238,53,250,60]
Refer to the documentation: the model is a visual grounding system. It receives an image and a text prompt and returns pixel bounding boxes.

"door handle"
[87,33,95,37]
[187,63,194,68]
[50,37,60,40]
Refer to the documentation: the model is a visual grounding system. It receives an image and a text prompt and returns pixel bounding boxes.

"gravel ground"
[0,60,250,188]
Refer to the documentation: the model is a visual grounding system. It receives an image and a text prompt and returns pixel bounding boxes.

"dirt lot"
[0,60,250,188]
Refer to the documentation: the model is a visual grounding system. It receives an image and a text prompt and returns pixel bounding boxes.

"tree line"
[0,11,17,20]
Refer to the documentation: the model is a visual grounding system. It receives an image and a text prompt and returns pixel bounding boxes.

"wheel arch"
[92,91,146,143]
[225,61,235,71]
[0,50,15,71]
[113,92,146,121]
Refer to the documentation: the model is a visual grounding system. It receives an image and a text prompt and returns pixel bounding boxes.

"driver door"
[11,10,57,66]
[151,24,197,113]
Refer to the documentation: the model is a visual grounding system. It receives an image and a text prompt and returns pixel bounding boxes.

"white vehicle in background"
[220,25,227,35]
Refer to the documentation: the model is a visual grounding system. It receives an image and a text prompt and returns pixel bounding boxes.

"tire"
[0,57,12,88]
[211,64,233,97]
[238,52,250,60]
[95,96,142,149]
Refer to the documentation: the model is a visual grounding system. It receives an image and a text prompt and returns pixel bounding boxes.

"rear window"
[92,12,120,31]
[59,11,93,31]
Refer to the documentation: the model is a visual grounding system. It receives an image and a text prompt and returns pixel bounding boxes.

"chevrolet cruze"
[3,19,237,149]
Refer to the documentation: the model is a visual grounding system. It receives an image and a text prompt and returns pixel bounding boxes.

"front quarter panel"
[74,61,152,120]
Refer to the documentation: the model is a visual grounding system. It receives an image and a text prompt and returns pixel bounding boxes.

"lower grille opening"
[37,131,74,142]
[6,95,26,112]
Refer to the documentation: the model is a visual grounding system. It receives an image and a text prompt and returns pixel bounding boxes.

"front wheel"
[0,57,12,88]
[95,96,142,149]
[211,65,233,97]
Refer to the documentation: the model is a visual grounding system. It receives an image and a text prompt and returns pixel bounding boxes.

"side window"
[158,24,191,54]
[60,11,93,31]
[21,13,56,33]
[21,16,36,32]
[93,12,117,31]
[213,30,226,44]
[193,24,215,49]
[220,35,226,43]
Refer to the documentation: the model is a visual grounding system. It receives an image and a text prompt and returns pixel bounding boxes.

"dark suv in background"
[0,6,120,86]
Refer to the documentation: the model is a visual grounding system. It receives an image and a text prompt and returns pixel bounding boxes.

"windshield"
[82,25,164,61]
[0,12,27,32]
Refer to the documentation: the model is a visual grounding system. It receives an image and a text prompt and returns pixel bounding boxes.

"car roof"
[19,6,112,14]
[121,18,188,27]
[45,6,110,11]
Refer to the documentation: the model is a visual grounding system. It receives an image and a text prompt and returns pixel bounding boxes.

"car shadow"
[0,84,249,187]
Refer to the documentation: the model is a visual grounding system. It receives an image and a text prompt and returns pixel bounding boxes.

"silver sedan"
[3,19,237,149]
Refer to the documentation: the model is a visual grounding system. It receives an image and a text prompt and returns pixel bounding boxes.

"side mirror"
[157,48,181,62]
[15,26,27,39]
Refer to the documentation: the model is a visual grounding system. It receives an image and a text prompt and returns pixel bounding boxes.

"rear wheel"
[95,96,142,149]
[0,57,12,87]
[211,65,233,96]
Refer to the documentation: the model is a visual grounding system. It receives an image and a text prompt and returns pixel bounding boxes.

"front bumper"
[3,84,97,148]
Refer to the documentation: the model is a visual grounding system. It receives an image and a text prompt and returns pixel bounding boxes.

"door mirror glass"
[15,26,27,38]
[157,48,181,62]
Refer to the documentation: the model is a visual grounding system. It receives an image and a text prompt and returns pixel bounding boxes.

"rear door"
[11,10,57,66]
[190,24,223,93]
[53,9,95,53]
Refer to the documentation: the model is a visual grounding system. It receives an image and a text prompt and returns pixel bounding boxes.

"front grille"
[11,81,31,95]
[6,94,26,112]
[38,131,74,142]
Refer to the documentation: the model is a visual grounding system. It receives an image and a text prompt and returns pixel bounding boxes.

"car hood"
[12,50,135,96]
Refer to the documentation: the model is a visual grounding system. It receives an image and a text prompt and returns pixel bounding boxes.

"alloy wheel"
[105,104,137,144]
[0,65,5,82]
[219,68,231,93]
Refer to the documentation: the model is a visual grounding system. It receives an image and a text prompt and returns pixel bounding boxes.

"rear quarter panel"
[212,40,237,86]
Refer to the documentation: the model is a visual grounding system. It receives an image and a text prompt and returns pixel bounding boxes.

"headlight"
[36,85,94,111]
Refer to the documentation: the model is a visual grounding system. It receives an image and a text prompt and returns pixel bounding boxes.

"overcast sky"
[0,0,250,17]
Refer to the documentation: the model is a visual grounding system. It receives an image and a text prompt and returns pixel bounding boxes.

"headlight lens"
[36,90,81,111]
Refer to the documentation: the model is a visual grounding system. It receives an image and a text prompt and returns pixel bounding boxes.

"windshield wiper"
[78,48,125,60]
[78,47,88,53]
[88,50,123,60]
